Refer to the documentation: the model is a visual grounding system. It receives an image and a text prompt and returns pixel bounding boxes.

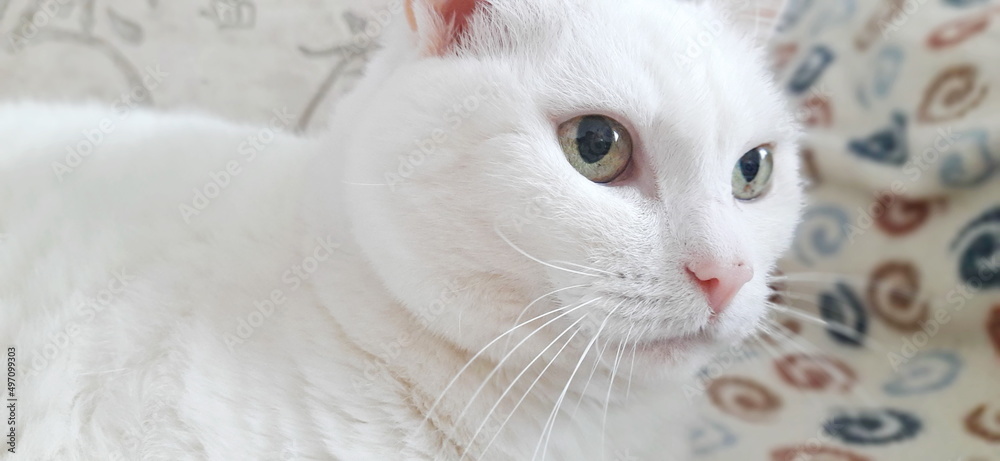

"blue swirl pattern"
[793,205,851,266]
[939,129,996,188]
[848,111,909,165]
[788,45,836,94]
[777,0,815,32]
[883,350,963,396]
[689,419,738,456]
[950,206,1000,290]
[819,283,869,347]
[823,408,923,445]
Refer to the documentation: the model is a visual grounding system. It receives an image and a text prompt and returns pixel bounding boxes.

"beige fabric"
[0,0,381,129]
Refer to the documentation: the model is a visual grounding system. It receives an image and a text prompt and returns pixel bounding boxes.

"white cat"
[0,0,801,459]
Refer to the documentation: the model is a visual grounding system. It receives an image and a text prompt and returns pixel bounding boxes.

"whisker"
[764,319,913,461]
[568,333,613,417]
[459,317,588,460]
[570,300,627,417]
[762,318,885,408]
[447,298,604,434]
[471,325,584,461]
[770,272,866,283]
[602,327,630,457]
[495,226,601,278]
[751,327,829,418]
[625,340,637,403]
[749,326,861,440]
[535,305,620,461]
[774,274,923,309]
[417,297,601,435]
[779,287,915,304]
[777,292,828,305]
[767,303,892,354]
[504,284,591,352]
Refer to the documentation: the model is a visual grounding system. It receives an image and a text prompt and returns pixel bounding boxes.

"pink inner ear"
[438,0,479,38]
[406,0,482,53]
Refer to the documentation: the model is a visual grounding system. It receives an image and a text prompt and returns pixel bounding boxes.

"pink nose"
[686,260,754,315]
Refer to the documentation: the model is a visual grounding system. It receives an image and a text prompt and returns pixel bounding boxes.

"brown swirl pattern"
[774,354,857,393]
[965,403,1000,442]
[989,305,1000,357]
[772,445,872,461]
[707,376,782,422]
[854,0,905,52]
[800,148,822,189]
[927,9,999,50]
[773,42,799,71]
[917,65,990,124]
[866,261,929,332]
[779,319,802,336]
[802,95,833,128]
[768,270,787,305]
[873,193,941,236]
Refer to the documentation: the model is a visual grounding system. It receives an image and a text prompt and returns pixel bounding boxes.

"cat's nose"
[686,260,753,315]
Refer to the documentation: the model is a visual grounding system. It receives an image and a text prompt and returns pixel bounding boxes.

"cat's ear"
[404,0,484,55]
[707,0,789,45]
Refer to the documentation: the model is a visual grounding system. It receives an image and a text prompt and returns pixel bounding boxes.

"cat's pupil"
[739,149,761,182]
[576,115,615,164]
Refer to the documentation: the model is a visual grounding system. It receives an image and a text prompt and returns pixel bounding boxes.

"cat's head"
[337,0,801,381]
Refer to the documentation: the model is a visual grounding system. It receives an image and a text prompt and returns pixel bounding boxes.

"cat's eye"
[732,145,774,200]
[557,115,633,183]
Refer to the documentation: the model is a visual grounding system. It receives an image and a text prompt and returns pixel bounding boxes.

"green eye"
[557,115,633,183]
[732,146,774,200]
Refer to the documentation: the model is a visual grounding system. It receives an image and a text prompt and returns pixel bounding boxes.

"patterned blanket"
[696,1,1000,460]
[1,0,997,460]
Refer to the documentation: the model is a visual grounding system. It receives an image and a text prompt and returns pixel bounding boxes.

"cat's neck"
[293,228,681,459]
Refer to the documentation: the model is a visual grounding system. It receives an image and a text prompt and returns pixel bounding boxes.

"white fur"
[0,0,800,459]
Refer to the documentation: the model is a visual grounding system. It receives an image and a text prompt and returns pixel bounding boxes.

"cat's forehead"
[490,0,788,158]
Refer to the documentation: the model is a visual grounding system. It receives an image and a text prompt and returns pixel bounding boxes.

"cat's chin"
[631,330,718,364]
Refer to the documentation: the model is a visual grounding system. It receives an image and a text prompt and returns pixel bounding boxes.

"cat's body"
[0,0,799,459]
[0,103,679,460]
